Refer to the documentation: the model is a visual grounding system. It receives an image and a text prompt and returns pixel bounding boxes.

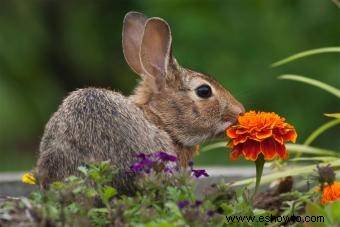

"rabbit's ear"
[140,18,172,87]
[122,12,147,76]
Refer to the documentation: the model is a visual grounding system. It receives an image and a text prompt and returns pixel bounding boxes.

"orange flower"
[320,182,340,204]
[226,111,297,161]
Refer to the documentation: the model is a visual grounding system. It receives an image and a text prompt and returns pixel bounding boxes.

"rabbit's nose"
[237,103,245,115]
[225,103,245,124]
[231,102,245,116]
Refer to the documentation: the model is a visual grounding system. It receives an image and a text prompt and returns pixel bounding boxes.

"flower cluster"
[188,160,209,178]
[320,182,340,205]
[177,199,214,218]
[129,151,178,174]
[129,151,209,178]
[315,165,340,205]
[226,111,297,161]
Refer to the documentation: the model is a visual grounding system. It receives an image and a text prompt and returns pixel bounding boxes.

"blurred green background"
[0,0,339,171]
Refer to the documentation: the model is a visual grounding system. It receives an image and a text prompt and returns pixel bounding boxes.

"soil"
[253,176,295,213]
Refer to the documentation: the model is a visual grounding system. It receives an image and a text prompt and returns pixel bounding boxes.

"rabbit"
[36,11,245,194]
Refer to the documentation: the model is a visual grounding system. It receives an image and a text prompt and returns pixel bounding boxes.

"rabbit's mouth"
[214,121,233,138]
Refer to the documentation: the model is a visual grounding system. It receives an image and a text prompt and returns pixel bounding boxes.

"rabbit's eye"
[196,84,212,98]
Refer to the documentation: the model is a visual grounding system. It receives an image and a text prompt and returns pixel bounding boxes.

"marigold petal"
[320,182,340,204]
[282,130,297,143]
[226,128,238,138]
[273,132,284,144]
[278,127,295,135]
[276,143,288,160]
[225,111,297,161]
[230,146,243,160]
[227,140,234,148]
[236,128,249,135]
[255,129,272,140]
[261,139,277,160]
[242,140,261,161]
[233,134,249,146]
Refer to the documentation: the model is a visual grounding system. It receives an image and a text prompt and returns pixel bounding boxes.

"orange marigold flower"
[226,111,297,161]
[320,182,340,204]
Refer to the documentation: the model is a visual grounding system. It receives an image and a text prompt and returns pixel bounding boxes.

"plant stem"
[304,119,340,146]
[255,154,265,193]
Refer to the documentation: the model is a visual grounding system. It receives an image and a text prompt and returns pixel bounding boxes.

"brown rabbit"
[36,12,244,193]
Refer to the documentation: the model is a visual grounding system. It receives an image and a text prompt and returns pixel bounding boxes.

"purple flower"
[130,162,145,172]
[129,153,152,173]
[191,200,202,208]
[136,153,151,160]
[155,151,177,162]
[129,151,180,174]
[207,210,215,217]
[192,169,209,178]
[177,200,189,209]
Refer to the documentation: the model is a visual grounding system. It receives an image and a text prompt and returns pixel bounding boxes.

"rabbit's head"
[123,12,244,147]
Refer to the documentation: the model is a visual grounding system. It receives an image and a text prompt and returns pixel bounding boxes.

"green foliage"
[303,119,340,146]
[278,74,340,98]
[2,160,340,226]
[0,161,288,226]
[305,201,340,227]
[271,47,340,67]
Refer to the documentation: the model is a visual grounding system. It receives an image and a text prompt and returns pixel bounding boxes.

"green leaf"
[289,156,337,162]
[271,47,340,67]
[51,181,64,190]
[46,203,60,220]
[100,186,117,201]
[88,208,110,226]
[286,144,340,157]
[303,119,340,146]
[66,203,81,214]
[164,202,183,218]
[30,191,43,203]
[255,154,265,193]
[220,203,234,214]
[145,222,176,227]
[278,74,340,98]
[72,185,85,194]
[253,208,271,216]
[201,141,227,152]
[305,202,329,227]
[232,159,340,187]
[85,188,97,197]
[325,201,340,224]
[324,113,340,119]
[65,175,80,182]
[77,166,88,175]
[88,169,101,182]
[89,208,109,213]
[166,186,182,201]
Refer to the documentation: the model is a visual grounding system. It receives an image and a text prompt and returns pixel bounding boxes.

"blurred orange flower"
[226,111,297,161]
[320,182,340,204]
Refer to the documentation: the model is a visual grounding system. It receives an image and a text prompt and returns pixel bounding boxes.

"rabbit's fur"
[36,12,244,193]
